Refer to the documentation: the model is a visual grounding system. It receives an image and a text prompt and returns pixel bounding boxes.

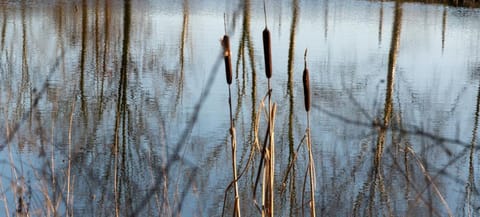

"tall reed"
[222,15,241,217]
[262,2,276,216]
[252,92,277,217]
[303,49,316,217]
[264,103,276,217]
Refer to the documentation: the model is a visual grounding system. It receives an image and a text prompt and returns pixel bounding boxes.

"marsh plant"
[1,0,480,216]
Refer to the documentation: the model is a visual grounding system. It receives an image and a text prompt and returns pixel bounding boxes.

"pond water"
[1,0,480,216]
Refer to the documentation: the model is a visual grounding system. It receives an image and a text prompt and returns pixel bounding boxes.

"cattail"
[263,28,272,79]
[262,0,272,79]
[303,49,310,112]
[222,35,233,85]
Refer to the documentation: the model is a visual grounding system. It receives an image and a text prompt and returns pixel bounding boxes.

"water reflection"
[323,0,329,40]
[286,0,299,216]
[465,67,480,216]
[354,2,402,216]
[441,5,447,52]
[80,0,88,120]
[0,0,480,216]
[1,6,6,50]
[378,0,384,45]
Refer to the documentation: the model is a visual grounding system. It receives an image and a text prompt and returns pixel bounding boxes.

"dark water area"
[0,0,480,216]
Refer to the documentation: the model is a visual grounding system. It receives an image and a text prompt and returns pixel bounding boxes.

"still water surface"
[1,0,480,216]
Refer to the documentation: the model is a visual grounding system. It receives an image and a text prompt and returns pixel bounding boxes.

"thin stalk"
[307,114,316,217]
[269,104,277,217]
[262,149,267,217]
[67,94,76,217]
[224,13,227,36]
[222,25,240,216]
[229,86,241,217]
[50,97,57,215]
[263,0,268,28]
[252,92,275,214]
[262,2,274,215]
[281,134,307,191]
[407,147,453,217]
[0,179,9,217]
[253,94,270,213]
[303,49,316,217]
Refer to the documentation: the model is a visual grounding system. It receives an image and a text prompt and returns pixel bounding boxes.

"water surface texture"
[1,0,480,216]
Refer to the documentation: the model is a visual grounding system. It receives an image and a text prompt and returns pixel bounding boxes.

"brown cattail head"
[303,49,311,112]
[262,28,272,79]
[222,35,233,85]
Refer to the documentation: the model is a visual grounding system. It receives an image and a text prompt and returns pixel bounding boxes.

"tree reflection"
[1,0,479,216]
[464,67,480,216]
[286,0,299,216]
[354,2,402,216]
[80,0,88,121]
[441,5,447,52]
[378,0,384,45]
[1,6,7,51]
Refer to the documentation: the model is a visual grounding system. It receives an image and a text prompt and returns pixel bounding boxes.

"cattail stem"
[229,74,241,217]
[223,13,227,35]
[231,124,241,217]
[307,113,316,217]
[222,23,240,216]
[303,48,315,217]
[263,0,268,28]
[269,104,276,217]
[228,86,234,127]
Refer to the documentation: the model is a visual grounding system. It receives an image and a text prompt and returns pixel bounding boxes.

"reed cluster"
[303,49,316,217]
[222,15,241,217]
[259,7,276,216]
[221,2,318,216]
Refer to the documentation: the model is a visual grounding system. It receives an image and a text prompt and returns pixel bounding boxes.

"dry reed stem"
[223,104,262,211]
[253,90,275,215]
[1,108,10,217]
[0,179,10,217]
[264,15,273,213]
[377,172,394,216]
[222,21,241,216]
[267,104,277,217]
[231,126,241,217]
[37,175,55,216]
[162,170,171,216]
[263,11,273,215]
[280,134,307,192]
[407,147,453,217]
[303,48,315,217]
[70,176,75,217]
[307,126,316,217]
[301,161,309,217]
[254,104,262,152]
[261,148,268,217]
[261,103,277,217]
[5,121,19,212]
[67,95,76,217]
[222,84,265,217]
[50,104,57,215]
